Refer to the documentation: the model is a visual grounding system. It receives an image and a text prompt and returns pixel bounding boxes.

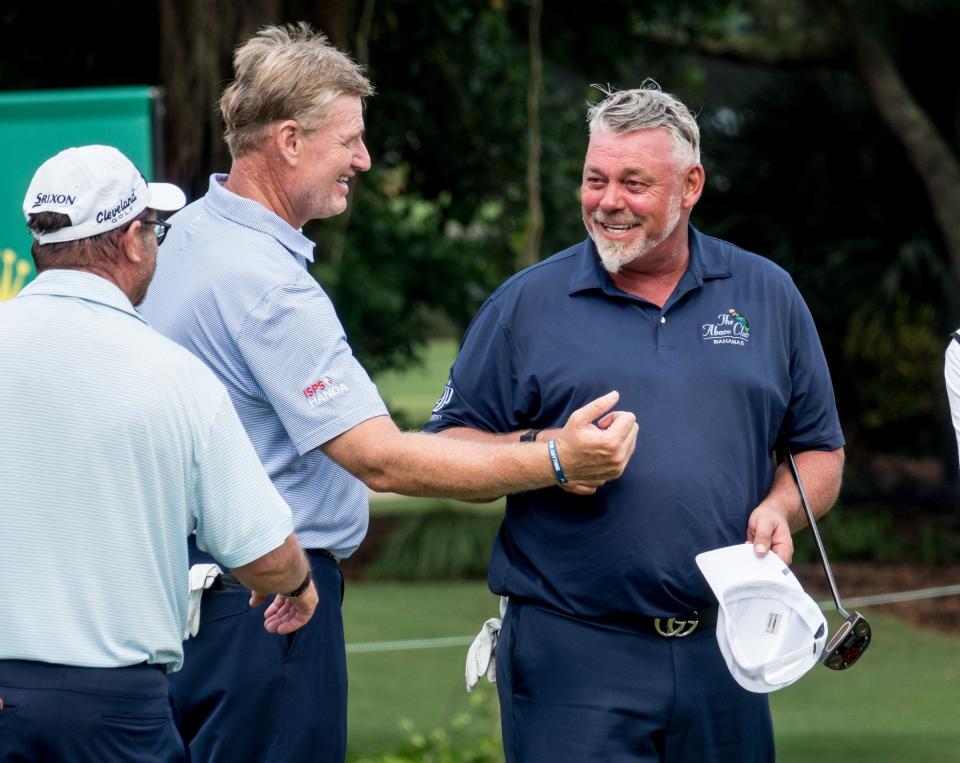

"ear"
[681,164,706,210]
[119,220,145,264]
[273,120,303,167]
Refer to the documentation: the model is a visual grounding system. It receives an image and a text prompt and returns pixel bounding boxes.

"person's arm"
[747,447,844,565]
[194,392,317,634]
[231,534,318,634]
[321,391,638,500]
[438,421,618,498]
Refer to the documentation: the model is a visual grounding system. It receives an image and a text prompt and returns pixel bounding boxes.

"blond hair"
[220,22,374,158]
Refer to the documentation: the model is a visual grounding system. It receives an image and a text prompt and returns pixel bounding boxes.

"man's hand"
[747,502,794,565]
[553,391,638,496]
[249,582,319,634]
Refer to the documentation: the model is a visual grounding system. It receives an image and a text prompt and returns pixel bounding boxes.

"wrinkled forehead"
[583,127,682,174]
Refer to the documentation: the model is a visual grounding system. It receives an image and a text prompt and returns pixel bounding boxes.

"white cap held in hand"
[696,543,827,693]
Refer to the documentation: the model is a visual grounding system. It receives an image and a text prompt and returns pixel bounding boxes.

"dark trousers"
[169,540,347,763]
[0,660,183,763]
[496,600,775,763]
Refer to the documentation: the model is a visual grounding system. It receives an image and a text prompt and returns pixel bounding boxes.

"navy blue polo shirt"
[426,226,844,623]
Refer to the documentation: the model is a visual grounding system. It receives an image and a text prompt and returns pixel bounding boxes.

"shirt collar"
[567,224,732,298]
[17,269,147,324]
[204,174,317,263]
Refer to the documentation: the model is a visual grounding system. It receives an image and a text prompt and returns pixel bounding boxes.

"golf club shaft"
[785,451,848,617]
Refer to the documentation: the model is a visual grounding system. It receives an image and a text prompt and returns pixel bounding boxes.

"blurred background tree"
[1,0,958,499]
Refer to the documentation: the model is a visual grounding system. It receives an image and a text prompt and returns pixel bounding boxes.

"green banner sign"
[0,86,158,301]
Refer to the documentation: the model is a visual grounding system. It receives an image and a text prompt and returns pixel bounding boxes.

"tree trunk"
[521,0,544,269]
[158,0,282,196]
[847,23,960,286]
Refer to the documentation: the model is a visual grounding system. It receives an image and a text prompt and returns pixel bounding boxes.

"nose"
[598,182,625,213]
[354,138,372,172]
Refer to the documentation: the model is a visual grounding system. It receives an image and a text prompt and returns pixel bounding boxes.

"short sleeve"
[780,287,845,452]
[236,283,388,455]
[193,394,293,569]
[424,299,522,434]
[944,336,960,462]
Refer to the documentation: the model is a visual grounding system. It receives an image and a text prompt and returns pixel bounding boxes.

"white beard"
[589,195,683,274]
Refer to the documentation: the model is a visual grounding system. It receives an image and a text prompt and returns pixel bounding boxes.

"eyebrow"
[583,165,655,180]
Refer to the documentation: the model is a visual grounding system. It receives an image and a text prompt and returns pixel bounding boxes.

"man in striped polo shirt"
[139,22,638,763]
[0,145,320,762]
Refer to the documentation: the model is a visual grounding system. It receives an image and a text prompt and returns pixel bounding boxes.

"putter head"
[821,612,871,670]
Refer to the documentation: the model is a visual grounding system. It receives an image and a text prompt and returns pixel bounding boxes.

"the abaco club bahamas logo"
[702,308,751,346]
[0,249,32,302]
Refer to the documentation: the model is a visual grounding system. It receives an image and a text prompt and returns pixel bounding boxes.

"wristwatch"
[520,429,542,443]
[285,569,312,598]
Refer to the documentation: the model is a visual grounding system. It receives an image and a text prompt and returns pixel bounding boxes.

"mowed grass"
[344,583,960,760]
[772,611,960,762]
[344,581,501,758]
[374,339,458,426]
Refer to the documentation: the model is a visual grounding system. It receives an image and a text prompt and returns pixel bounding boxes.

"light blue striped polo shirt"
[140,175,388,556]
[0,270,293,671]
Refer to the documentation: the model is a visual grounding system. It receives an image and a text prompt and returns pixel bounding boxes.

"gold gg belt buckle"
[653,616,699,637]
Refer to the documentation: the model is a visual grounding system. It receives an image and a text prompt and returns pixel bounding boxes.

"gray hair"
[587,79,700,165]
[220,22,375,158]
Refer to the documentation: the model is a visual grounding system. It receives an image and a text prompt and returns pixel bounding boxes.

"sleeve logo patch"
[702,308,751,346]
[432,382,454,413]
[304,376,350,408]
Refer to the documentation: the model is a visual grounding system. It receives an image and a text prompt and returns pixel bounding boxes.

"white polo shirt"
[0,270,293,671]
[946,336,960,462]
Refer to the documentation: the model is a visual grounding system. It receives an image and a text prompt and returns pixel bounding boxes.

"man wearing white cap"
[0,145,321,762]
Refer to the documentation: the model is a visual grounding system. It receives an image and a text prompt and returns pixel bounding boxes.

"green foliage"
[793,504,960,564]
[349,688,501,763]
[311,168,504,375]
[793,505,901,563]
[842,290,945,449]
[366,509,502,581]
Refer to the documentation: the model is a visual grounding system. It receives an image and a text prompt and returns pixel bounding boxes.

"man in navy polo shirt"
[426,81,845,762]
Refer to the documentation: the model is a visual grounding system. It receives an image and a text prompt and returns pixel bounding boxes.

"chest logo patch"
[702,308,751,346]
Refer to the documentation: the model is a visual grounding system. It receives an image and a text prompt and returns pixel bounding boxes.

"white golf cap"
[696,543,827,694]
[23,145,186,244]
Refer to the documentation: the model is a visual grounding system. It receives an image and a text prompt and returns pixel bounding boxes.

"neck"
[223,155,299,228]
[66,265,140,305]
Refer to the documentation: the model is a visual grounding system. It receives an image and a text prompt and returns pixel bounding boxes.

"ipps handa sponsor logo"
[96,190,138,224]
[702,309,751,346]
[304,376,349,408]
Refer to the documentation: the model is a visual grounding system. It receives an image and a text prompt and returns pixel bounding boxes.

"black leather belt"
[307,548,341,564]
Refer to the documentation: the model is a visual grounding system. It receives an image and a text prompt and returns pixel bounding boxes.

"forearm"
[324,397,636,499]
[437,426,564,501]
[762,448,845,531]
[343,426,557,499]
[230,533,310,595]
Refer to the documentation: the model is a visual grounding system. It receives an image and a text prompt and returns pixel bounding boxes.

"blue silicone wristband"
[547,439,568,484]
